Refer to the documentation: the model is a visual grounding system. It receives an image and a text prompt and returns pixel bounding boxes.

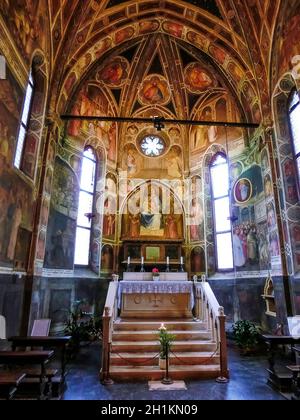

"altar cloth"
[118,281,194,310]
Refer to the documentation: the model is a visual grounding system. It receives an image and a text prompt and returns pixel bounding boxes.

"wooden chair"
[31,319,51,337]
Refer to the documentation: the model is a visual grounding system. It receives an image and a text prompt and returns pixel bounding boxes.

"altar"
[118,274,193,319]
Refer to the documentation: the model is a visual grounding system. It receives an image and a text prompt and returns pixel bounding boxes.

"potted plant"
[232,320,261,355]
[152,268,160,281]
[158,324,175,370]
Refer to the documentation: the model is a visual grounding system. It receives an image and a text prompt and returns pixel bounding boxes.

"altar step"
[110,352,220,366]
[109,318,220,381]
[113,330,212,342]
[114,319,208,332]
[109,365,220,381]
[112,340,217,353]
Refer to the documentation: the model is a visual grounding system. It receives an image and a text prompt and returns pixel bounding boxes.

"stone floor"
[63,342,286,401]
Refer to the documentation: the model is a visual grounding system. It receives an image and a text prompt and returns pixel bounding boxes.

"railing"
[194,277,229,382]
[100,276,119,384]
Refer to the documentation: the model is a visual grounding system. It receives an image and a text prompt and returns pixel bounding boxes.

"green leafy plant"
[158,324,176,360]
[65,300,102,354]
[232,320,261,354]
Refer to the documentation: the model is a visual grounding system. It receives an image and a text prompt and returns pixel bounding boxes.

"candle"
[142,257,144,265]
[167,256,170,265]
[127,256,131,265]
[159,323,166,331]
[180,257,184,265]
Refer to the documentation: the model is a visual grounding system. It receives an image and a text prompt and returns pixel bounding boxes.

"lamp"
[153,116,165,131]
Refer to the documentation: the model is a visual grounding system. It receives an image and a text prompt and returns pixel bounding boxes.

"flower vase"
[159,358,166,370]
[153,275,160,282]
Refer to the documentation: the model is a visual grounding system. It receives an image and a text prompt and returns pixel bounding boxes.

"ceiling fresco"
[0,0,283,121]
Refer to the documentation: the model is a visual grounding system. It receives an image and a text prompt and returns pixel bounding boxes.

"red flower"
[152,268,159,274]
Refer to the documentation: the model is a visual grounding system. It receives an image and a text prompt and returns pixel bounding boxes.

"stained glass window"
[140,135,166,157]
[74,148,97,266]
[289,90,300,188]
[210,154,234,271]
[14,70,34,169]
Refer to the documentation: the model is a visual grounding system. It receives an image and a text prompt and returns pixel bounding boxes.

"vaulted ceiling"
[46,0,281,121]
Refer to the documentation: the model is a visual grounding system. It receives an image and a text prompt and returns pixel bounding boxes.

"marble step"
[112,340,218,353]
[110,352,220,366]
[114,320,208,332]
[109,365,220,381]
[112,330,212,342]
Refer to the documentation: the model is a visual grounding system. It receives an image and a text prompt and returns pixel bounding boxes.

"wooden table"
[0,351,54,400]
[9,336,71,380]
[262,335,300,391]
[0,373,26,400]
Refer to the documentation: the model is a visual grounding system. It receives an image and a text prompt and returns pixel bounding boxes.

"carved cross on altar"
[149,295,163,307]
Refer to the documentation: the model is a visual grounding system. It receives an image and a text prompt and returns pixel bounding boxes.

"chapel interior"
[0,0,300,401]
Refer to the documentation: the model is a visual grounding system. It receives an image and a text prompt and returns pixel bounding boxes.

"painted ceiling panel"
[106,0,223,19]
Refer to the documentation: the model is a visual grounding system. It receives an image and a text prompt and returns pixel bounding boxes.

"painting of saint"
[115,27,134,44]
[187,32,206,50]
[139,75,171,106]
[264,174,273,198]
[185,64,215,93]
[129,214,140,238]
[101,245,114,272]
[233,228,246,268]
[261,149,269,172]
[140,190,163,237]
[165,215,178,239]
[270,232,280,257]
[99,57,129,87]
[139,20,160,34]
[167,147,182,179]
[103,198,116,239]
[191,247,206,273]
[234,179,252,204]
[190,198,204,242]
[267,202,276,229]
[279,7,300,74]
[162,21,183,38]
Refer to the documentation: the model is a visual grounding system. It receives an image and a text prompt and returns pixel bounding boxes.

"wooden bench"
[287,366,300,400]
[9,337,71,380]
[0,351,54,400]
[261,335,300,392]
[0,373,26,400]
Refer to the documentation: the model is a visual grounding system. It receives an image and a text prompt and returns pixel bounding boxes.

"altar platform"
[118,274,193,319]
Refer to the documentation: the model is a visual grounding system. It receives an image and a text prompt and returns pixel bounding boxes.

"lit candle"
[159,323,166,331]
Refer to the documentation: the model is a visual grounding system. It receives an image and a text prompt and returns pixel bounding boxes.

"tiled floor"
[63,342,285,401]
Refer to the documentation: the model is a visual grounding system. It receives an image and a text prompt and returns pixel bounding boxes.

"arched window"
[14,69,35,169]
[288,90,300,189]
[74,147,97,266]
[210,153,234,271]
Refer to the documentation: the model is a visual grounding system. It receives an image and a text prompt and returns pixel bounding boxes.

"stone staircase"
[109,319,221,381]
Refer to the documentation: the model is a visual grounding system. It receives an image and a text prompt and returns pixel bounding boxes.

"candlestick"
[180,257,184,272]
[166,256,170,272]
[127,256,131,272]
[140,256,145,273]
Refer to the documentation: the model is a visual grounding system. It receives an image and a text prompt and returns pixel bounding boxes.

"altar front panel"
[119,281,193,319]
[121,293,192,318]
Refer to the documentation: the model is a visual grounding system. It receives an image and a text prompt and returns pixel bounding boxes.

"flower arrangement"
[152,268,160,277]
[158,324,175,361]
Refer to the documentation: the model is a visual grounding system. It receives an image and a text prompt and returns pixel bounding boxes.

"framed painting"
[234,178,253,204]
